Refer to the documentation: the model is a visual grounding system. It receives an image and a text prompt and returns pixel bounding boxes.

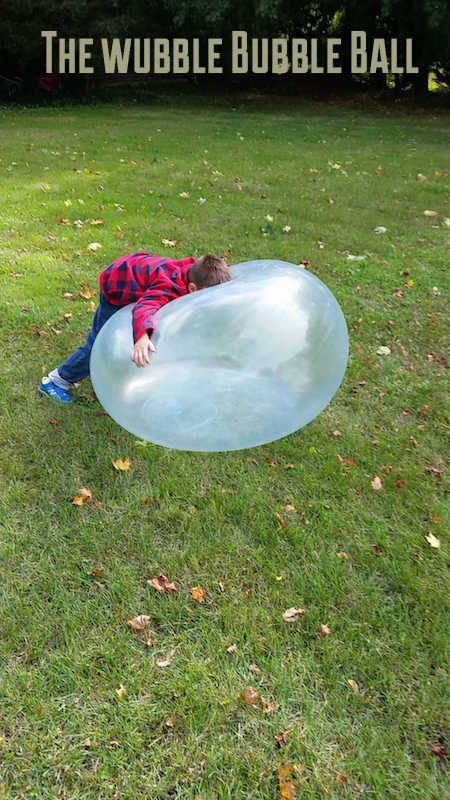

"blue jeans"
[58,294,119,384]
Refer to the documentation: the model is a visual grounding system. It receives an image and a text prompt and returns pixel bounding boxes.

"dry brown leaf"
[335,771,348,785]
[320,623,331,636]
[430,743,448,760]
[284,504,297,514]
[337,454,356,467]
[275,513,289,527]
[371,476,383,491]
[79,287,95,300]
[147,574,177,593]
[126,614,152,633]
[164,716,174,728]
[240,686,260,706]
[112,457,131,472]
[283,607,306,623]
[88,565,104,576]
[190,585,205,603]
[275,724,294,748]
[347,678,360,694]
[278,763,297,799]
[260,696,278,714]
[72,487,93,506]
[146,635,157,646]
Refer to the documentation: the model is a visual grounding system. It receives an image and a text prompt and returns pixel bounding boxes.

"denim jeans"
[58,294,119,384]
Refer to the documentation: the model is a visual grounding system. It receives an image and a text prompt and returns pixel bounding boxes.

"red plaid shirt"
[99,251,196,342]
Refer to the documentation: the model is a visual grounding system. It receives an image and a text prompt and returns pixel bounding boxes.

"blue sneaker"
[37,379,73,404]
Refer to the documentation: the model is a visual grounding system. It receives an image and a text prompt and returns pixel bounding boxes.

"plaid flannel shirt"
[99,251,196,342]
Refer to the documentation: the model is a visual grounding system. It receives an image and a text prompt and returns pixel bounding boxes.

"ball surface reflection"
[90,260,349,451]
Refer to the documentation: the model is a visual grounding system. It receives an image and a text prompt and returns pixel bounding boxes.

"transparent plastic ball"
[90,260,349,451]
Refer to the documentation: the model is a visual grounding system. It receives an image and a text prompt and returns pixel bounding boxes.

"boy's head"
[188,254,231,293]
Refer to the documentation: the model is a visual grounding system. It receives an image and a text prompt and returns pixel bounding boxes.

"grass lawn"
[0,93,449,799]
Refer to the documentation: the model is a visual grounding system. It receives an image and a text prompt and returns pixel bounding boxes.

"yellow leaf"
[278,763,297,800]
[64,198,72,206]
[72,487,93,505]
[406,279,415,288]
[115,684,127,700]
[190,585,205,603]
[112,458,131,472]
[426,533,441,549]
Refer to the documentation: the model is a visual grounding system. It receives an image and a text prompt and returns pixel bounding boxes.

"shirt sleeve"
[132,281,177,342]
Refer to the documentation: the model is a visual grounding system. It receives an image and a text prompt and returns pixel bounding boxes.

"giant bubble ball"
[90,259,349,452]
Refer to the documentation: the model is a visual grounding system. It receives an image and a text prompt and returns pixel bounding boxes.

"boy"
[38,251,230,404]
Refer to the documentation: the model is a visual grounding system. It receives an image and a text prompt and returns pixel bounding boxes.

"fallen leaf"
[115,684,127,700]
[162,238,177,247]
[111,457,131,472]
[284,504,297,514]
[64,198,72,206]
[278,763,297,800]
[283,607,306,623]
[88,565,104,576]
[240,686,260,706]
[147,574,177,593]
[337,454,356,467]
[347,678,360,694]
[249,663,261,674]
[260,696,278,714]
[335,771,348,785]
[376,345,391,356]
[90,219,104,226]
[179,191,190,198]
[430,743,448,760]
[156,654,172,668]
[126,614,152,633]
[426,533,441,549]
[87,242,102,251]
[371,476,383,491]
[284,463,295,470]
[423,209,438,217]
[416,173,427,182]
[164,716,174,728]
[395,479,405,489]
[146,635,157,646]
[275,724,294,748]
[320,623,331,636]
[72,487,93,506]
[190,585,205,603]
[226,643,237,653]
[330,429,342,437]
[79,287,95,300]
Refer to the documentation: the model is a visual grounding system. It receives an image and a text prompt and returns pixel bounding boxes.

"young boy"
[38,251,230,404]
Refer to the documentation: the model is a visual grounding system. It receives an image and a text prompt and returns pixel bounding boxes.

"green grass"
[0,94,449,799]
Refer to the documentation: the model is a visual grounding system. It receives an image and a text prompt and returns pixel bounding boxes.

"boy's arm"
[131,287,174,367]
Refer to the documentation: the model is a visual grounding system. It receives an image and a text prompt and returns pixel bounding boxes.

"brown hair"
[188,254,231,288]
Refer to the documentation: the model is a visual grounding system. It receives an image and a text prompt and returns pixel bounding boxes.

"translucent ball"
[90,260,349,451]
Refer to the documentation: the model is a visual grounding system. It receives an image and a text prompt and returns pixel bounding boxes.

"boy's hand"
[132,333,156,367]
